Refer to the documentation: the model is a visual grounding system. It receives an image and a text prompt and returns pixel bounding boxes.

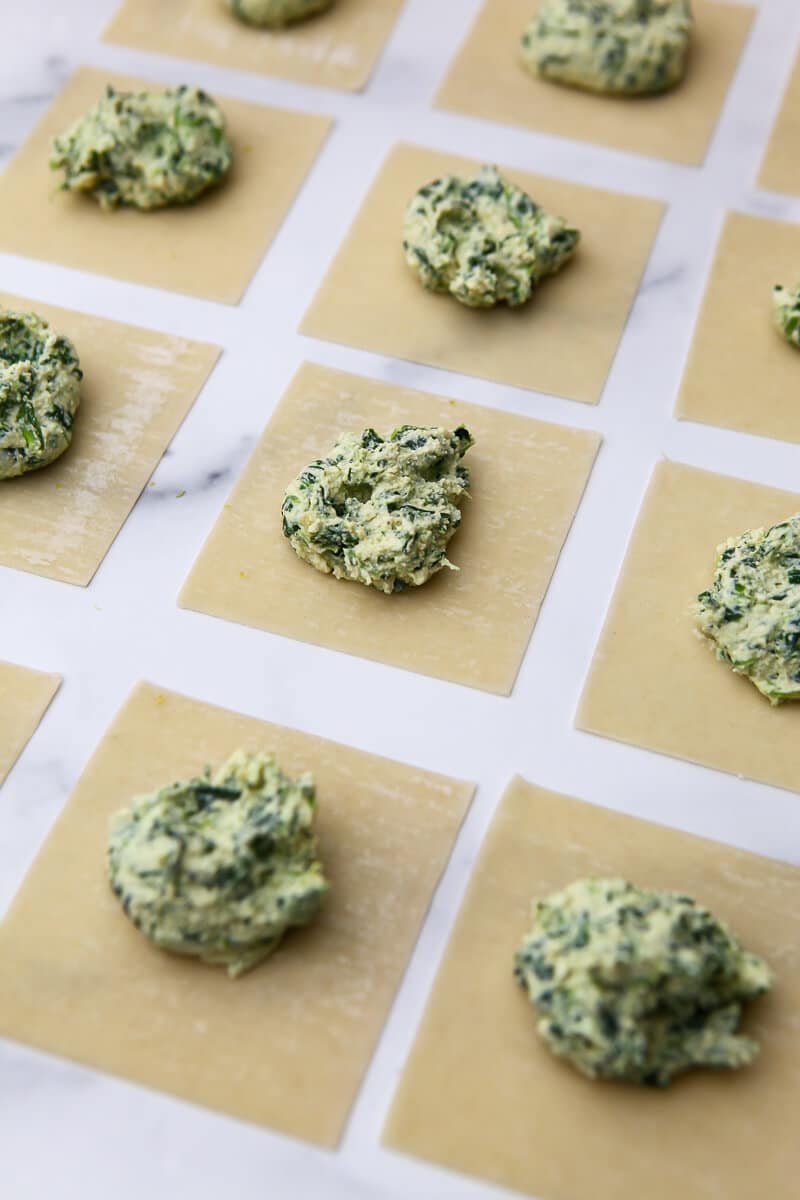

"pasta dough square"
[577,460,800,793]
[0,68,332,303]
[0,292,219,586]
[384,776,800,1200]
[435,0,754,166]
[178,362,601,694]
[103,0,405,93]
[300,144,664,402]
[758,48,800,195]
[0,662,60,787]
[676,211,800,444]
[0,681,474,1147]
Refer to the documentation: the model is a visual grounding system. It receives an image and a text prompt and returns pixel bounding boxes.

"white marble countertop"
[2,1,800,1197]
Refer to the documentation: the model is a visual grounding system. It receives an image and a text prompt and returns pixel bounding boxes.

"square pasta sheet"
[435,0,755,166]
[384,777,800,1200]
[577,460,800,794]
[0,292,219,585]
[758,47,800,195]
[0,662,60,787]
[677,211,800,445]
[300,144,664,403]
[0,68,331,303]
[103,0,405,93]
[0,681,474,1147]
[179,362,600,694]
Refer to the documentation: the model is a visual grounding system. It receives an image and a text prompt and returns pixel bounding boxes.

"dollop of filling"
[0,307,82,481]
[108,749,328,977]
[227,0,334,27]
[282,424,474,593]
[50,84,232,211]
[403,164,579,308]
[522,0,693,96]
[696,513,800,704]
[772,283,800,348]
[514,877,772,1086]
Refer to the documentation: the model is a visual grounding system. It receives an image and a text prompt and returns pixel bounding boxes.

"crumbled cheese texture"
[227,0,333,27]
[522,0,693,96]
[514,877,773,1086]
[0,308,82,481]
[772,284,800,348]
[696,514,800,704]
[282,425,474,594]
[108,749,328,978]
[50,84,232,211]
[403,164,579,309]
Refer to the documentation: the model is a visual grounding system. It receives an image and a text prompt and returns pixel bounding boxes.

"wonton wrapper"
[577,460,800,793]
[0,662,60,787]
[758,47,800,195]
[0,681,474,1147]
[676,211,800,444]
[103,0,405,93]
[0,68,331,303]
[436,0,755,166]
[0,292,219,586]
[385,776,800,1200]
[179,362,600,693]
[300,144,663,403]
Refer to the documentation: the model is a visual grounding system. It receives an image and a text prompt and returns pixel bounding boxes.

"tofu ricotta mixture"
[522,0,693,96]
[0,308,82,481]
[50,84,232,211]
[696,514,800,704]
[771,283,800,348]
[108,749,328,977]
[282,425,474,593]
[514,877,773,1086]
[402,164,579,309]
[226,0,334,27]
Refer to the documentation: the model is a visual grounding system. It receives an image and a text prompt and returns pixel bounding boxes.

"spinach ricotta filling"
[514,878,773,1086]
[282,425,473,594]
[696,515,800,704]
[50,84,232,211]
[403,164,579,309]
[108,749,328,977]
[0,308,82,481]
[227,0,333,26]
[522,0,693,96]
[772,284,800,348]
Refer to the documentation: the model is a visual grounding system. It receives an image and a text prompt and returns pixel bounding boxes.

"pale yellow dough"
[300,143,664,403]
[0,662,60,787]
[676,211,800,445]
[577,460,800,794]
[385,776,800,1200]
[0,68,331,303]
[0,292,219,586]
[436,0,754,166]
[179,362,600,694]
[103,0,405,92]
[759,47,800,196]
[0,682,474,1147]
